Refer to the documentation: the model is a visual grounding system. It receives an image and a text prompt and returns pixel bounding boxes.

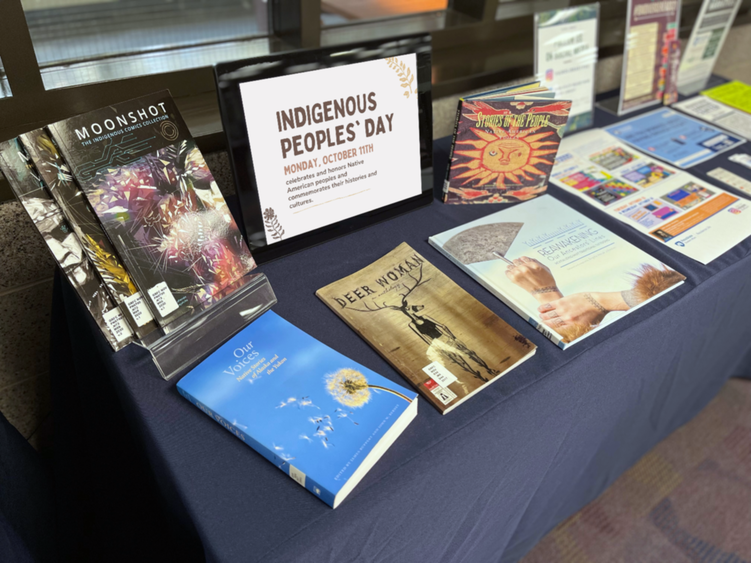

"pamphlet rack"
[137,273,277,380]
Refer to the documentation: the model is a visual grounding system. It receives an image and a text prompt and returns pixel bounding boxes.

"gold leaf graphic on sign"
[263,207,285,241]
[385,57,415,99]
[85,234,138,294]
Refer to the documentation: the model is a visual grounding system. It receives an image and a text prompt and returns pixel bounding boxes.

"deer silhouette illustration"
[343,262,500,382]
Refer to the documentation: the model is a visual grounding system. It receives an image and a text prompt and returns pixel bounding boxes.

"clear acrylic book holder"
[137,273,277,380]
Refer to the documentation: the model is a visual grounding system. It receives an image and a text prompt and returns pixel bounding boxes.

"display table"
[50,100,751,562]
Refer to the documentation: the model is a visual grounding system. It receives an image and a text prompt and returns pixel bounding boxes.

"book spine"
[427,237,567,349]
[442,99,464,203]
[176,386,337,507]
[0,141,134,351]
[18,131,158,340]
[47,123,175,328]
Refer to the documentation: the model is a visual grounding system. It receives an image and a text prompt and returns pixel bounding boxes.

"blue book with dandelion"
[176,310,418,508]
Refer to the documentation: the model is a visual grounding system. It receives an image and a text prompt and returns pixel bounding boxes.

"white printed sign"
[239,55,422,242]
[535,4,599,131]
[677,0,741,95]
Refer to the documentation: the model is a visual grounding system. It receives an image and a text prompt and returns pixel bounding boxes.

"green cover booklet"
[48,91,256,326]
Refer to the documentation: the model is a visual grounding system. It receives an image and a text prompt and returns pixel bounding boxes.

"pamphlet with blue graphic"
[177,310,418,508]
[605,108,745,168]
[429,195,685,349]
[551,129,751,264]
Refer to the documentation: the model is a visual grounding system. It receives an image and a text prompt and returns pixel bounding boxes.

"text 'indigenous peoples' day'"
[275,93,396,159]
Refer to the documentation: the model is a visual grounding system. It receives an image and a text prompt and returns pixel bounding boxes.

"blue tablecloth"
[51,92,751,562]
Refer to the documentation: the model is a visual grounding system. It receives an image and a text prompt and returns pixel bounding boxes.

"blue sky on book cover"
[178,311,416,495]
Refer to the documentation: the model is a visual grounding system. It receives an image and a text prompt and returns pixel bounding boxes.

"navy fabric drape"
[50,96,751,562]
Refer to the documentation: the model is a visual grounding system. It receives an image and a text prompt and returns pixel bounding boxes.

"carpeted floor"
[520,378,751,563]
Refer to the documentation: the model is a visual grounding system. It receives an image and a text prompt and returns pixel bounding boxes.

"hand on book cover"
[504,257,563,302]
[505,258,683,337]
[537,292,630,329]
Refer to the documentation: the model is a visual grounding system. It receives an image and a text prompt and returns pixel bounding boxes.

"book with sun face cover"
[443,96,571,204]
[316,243,536,414]
[177,310,417,508]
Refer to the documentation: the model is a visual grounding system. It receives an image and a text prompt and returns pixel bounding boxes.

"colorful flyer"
[678,0,742,95]
[702,81,751,115]
[673,96,751,140]
[662,40,681,105]
[551,129,751,264]
[534,4,599,133]
[618,0,680,114]
[605,108,745,168]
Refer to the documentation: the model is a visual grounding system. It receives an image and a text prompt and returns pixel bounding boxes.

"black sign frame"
[215,33,433,264]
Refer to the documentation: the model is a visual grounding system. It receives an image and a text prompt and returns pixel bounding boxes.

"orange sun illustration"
[452,126,559,189]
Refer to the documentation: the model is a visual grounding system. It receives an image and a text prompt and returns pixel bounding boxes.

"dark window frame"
[2,0,750,202]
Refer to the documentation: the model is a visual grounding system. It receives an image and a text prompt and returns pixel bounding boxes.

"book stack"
[0,91,256,351]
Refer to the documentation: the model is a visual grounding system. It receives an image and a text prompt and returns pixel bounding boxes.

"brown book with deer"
[316,243,536,414]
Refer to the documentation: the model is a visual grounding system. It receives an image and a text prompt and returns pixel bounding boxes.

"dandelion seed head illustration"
[325,368,371,408]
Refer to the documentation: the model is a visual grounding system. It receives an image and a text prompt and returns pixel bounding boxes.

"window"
[496,0,572,21]
[321,0,448,24]
[21,0,269,89]
[0,56,10,98]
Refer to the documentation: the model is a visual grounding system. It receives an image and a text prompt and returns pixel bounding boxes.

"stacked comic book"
[0,91,256,351]
[442,82,571,205]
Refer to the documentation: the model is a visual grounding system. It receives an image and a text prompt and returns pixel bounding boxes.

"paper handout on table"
[605,108,744,168]
[550,129,751,264]
[673,96,751,141]
[702,81,751,115]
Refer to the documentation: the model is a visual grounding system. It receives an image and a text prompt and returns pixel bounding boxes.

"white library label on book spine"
[289,465,306,488]
[103,307,134,343]
[422,361,458,387]
[123,292,154,327]
[147,282,180,317]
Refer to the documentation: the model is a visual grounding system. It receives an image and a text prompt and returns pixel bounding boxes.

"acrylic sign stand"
[137,273,277,380]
